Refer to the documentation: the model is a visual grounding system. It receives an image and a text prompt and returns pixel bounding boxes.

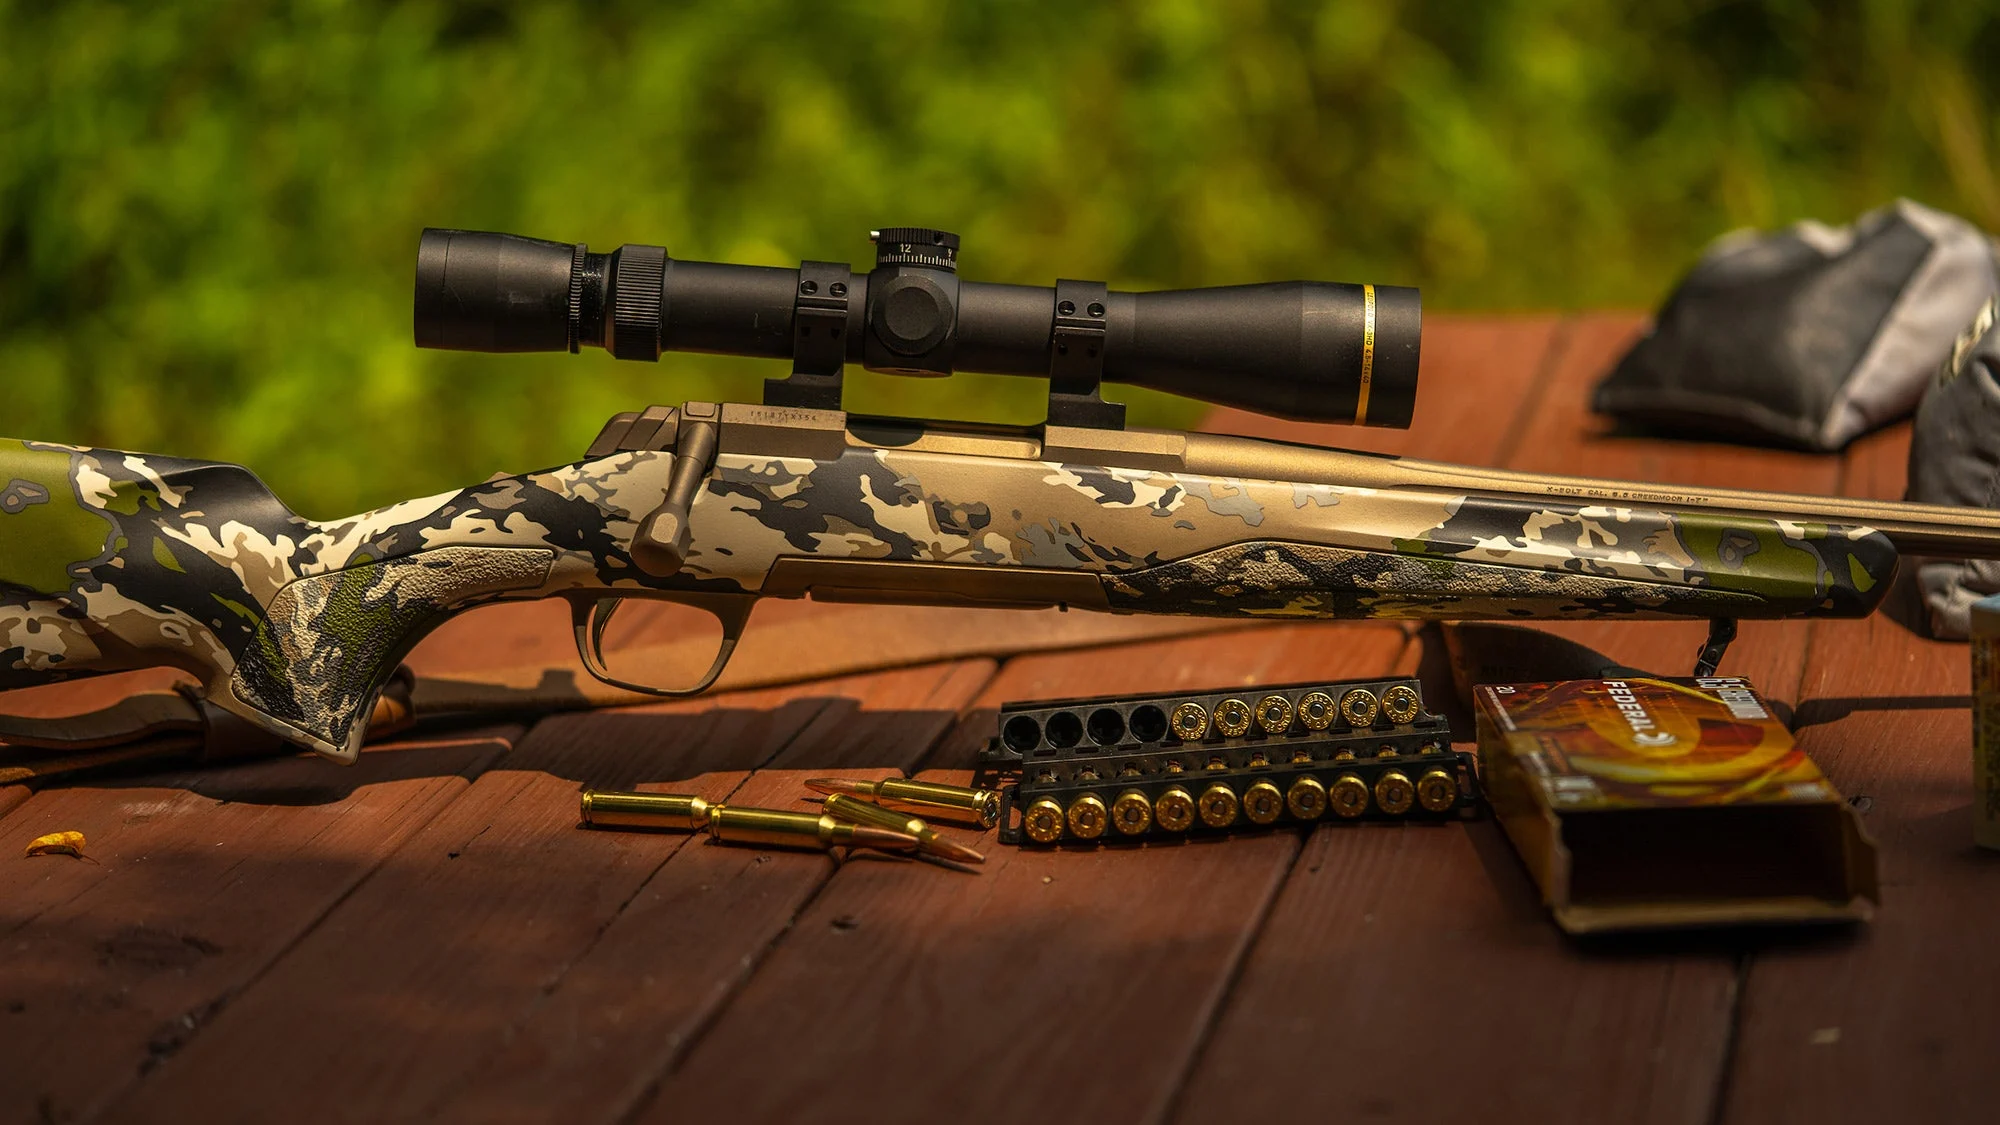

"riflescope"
[413,226,1420,429]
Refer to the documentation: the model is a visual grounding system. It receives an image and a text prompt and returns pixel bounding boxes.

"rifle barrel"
[1179,432,2000,560]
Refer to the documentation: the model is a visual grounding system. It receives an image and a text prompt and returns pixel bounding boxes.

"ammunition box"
[981,677,1480,844]
[1478,676,1879,934]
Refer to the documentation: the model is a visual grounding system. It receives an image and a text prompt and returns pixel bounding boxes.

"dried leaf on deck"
[24,830,87,859]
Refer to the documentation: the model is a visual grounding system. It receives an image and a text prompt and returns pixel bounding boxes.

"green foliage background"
[4,0,1998,516]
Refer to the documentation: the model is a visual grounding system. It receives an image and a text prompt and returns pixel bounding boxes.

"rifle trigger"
[631,404,719,578]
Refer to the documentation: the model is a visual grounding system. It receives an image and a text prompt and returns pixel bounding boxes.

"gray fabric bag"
[1596,199,1998,450]
[1909,296,2000,638]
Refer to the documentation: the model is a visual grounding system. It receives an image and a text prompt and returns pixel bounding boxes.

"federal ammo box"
[1477,675,1879,934]
[978,677,1479,844]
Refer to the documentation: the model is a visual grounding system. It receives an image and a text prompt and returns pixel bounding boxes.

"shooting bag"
[1908,296,2000,638]
[1593,199,1999,451]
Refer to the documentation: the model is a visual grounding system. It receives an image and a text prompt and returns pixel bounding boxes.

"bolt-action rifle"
[5,227,1998,764]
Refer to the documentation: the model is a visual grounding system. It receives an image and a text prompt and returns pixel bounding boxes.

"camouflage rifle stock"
[6,225,2000,763]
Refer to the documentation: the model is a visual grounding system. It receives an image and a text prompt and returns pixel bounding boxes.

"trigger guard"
[571,594,753,698]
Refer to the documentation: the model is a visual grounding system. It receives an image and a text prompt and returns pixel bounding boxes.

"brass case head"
[1381,684,1423,725]
[1416,768,1458,813]
[1339,688,1380,728]
[1286,775,1328,821]
[1155,786,1196,832]
[878,777,1001,828]
[1298,691,1337,731]
[1254,694,1294,734]
[1329,773,1370,818]
[1111,789,1154,836]
[1374,770,1416,815]
[1067,793,1109,840]
[1197,784,1240,828]
[1242,780,1284,824]
[1023,798,1066,844]
[1170,702,1210,741]
[1213,698,1253,738]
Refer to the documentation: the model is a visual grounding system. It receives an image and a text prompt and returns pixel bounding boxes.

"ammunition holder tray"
[977,677,1481,844]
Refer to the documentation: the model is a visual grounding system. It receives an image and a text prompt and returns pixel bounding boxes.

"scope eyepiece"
[414,226,1421,428]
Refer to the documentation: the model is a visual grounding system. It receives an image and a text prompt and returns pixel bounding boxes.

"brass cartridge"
[1287,775,1328,820]
[822,793,985,863]
[1255,694,1294,734]
[1242,780,1284,824]
[580,790,712,831]
[1374,770,1416,815]
[1416,769,1458,813]
[1339,689,1380,728]
[1329,773,1370,818]
[1381,684,1422,724]
[1298,691,1337,731]
[1155,786,1197,832]
[707,805,922,851]
[1197,783,1240,828]
[1170,702,1210,740]
[1023,798,1067,844]
[804,776,1001,828]
[1213,698,1254,737]
[1067,793,1110,840]
[1111,789,1154,836]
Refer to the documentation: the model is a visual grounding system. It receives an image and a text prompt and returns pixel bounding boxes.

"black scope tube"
[414,228,1421,427]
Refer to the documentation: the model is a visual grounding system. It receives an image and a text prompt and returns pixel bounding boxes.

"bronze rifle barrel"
[1177,434,2000,559]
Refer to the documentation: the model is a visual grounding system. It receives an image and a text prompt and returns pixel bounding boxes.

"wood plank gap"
[1704,953,1749,1125]
[1146,826,1313,1124]
[1489,313,1579,470]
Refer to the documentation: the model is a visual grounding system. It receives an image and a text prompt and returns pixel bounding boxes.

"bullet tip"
[804,777,868,796]
[937,837,986,864]
[849,826,921,850]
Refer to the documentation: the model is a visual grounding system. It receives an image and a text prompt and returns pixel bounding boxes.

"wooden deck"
[5,314,1996,1124]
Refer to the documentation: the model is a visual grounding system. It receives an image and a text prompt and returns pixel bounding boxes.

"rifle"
[5,226,1997,764]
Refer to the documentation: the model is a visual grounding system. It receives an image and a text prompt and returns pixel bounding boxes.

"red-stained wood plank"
[1719,423,2000,1123]
[1172,313,1848,1125]
[102,659,995,1125]
[626,622,1412,1125]
[418,659,1002,1125]
[0,729,512,1125]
